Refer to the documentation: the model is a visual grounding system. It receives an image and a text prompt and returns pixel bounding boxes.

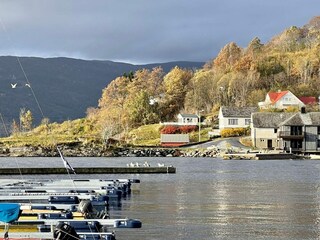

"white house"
[177,113,199,125]
[219,106,257,131]
[258,90,305,110]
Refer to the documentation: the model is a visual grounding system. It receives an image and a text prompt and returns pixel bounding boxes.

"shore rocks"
[0,144,220,158]
[113,148,220,158]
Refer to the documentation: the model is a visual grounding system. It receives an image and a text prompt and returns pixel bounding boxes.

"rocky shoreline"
[0,145,220,158]
[0,145,304,160]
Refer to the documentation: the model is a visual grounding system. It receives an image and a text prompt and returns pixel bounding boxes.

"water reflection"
[1,157,320,239]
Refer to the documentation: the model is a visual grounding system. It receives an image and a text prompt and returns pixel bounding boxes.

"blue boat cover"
[0,203,20,223]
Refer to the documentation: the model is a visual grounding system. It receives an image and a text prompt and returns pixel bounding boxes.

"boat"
[0,202,141,238]
[310,154,320,159]
[1,220,116,240]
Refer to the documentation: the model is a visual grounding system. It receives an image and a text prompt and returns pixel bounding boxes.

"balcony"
[278,131,304,139]
[283,147,303,153]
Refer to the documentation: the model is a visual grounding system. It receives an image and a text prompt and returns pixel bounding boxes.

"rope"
[0,15,98,238]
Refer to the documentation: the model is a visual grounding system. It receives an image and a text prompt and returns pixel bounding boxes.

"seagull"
[11,83,17,88]
[25,83,31,88]
[143,161,150,167]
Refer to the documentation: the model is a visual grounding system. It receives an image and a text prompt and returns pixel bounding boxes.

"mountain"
[0,56,204,134]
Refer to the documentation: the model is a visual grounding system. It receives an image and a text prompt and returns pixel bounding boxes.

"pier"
[0,166,176,175]
[221,152,299,160]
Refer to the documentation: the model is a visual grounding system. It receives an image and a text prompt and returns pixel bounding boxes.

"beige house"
[278,111,320,153]
[251,112,295,149]
[258,90,305,110]
[252,110,320,152]
[219,106,257,132]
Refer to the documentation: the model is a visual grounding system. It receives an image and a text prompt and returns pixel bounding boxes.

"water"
[1,157,320,239]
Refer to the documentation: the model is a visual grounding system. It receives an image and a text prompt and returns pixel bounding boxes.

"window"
[228,119,238,125]
[274,129,278,133]
[291,126,302,136]
[245,119,251,125]
[318,140,320,148]
[318,126,320,135]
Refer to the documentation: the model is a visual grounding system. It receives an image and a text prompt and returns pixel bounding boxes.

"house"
[278,110,320,153]
[177,113,199,125]
[219,106,258,132]
[299,96,318,106]
[160,134,190,147]
[251,112,294,149]
[161,113,199,126]
[251,109,320,152]
[258,90,305,110]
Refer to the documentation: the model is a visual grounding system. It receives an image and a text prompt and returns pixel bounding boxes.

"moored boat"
[310,154,320,159]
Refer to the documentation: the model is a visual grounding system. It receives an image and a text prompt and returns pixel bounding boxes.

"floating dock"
[221,153,298,160]
[0,166,176,175]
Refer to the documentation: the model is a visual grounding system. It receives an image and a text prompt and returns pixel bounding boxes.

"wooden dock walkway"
[221,152,299,160]
[0,166,176,175]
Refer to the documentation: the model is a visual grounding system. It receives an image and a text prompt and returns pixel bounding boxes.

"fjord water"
[1,157,320,239]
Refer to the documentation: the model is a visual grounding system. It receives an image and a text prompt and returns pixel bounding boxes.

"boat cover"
[0,203,21,223]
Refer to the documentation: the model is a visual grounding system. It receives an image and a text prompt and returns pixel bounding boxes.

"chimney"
[301,106,306,114]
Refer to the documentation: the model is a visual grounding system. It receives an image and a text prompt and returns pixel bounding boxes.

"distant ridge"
[0,56,204,135]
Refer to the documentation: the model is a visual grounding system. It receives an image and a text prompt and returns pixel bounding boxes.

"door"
[267,139,273,149]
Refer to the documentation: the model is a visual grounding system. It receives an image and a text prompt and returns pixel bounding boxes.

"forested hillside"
[0,57,203,135]
[92,16,320,139]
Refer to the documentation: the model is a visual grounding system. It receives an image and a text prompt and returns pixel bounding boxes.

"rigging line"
[1,15,79,190]
[0,113,32,204]
[0,17,90,220]
[0,16,45,119]
[16,57,45,119]
[0,17,43,205]
[57,146,79,192]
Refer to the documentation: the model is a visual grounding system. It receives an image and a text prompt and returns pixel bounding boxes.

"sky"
[0,0,319,64]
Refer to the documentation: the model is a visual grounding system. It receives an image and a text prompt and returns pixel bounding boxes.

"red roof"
[299,96,317,105]
[268,91,289,104]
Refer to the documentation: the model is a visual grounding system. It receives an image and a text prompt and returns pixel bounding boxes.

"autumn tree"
[125,90,160,127]
[161,66,193,121]
[19,108,33,132]
[184,69,217,113]
[11,119,20,135]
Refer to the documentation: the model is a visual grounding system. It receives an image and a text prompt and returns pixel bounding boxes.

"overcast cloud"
[0,0,319,64]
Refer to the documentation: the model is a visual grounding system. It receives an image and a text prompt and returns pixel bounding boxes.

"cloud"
[0,0,319,63]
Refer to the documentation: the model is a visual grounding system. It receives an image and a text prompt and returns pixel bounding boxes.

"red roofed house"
[258,90,305,110]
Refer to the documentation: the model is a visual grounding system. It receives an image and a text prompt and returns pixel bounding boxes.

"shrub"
[179,125,198,133]
[160,125,180,134]
[221,127,249,138]
[160,125,199,134]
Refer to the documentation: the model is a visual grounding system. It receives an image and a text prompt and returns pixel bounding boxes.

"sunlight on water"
[1,157,320,239]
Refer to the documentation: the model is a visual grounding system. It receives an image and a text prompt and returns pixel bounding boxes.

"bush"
[160,125,199,134]
[221,127,249,138]
[179,125,198,133]
[160,125,180,134]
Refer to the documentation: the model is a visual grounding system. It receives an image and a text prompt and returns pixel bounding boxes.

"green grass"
[0,118,102,148]
[127,124,162,146]
[126,124,211,146]
[0,119,212,148]
[189,127,211,142]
